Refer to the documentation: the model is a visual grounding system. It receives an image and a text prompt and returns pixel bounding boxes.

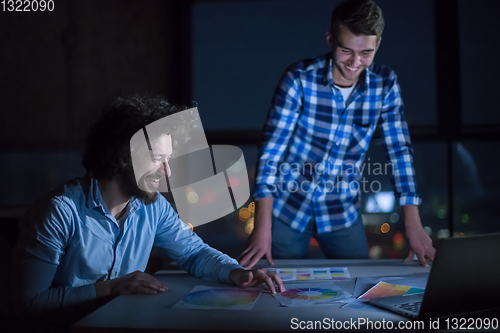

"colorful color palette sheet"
[173,286,261,310]
[273,283,351,307]
[358,281,425,300]
[267,267,350,281]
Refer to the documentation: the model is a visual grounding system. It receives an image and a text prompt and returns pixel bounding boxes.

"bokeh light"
[393,232,405,250]
[239,207,251,221]
[381,223,390,233]
[369,245,382,259]
[437,229,450,239]
[461,214,470,224]
[389,213,399,223]
[245,219,254,234]
[248,202,255,213]
[228,176,240,188]
[187,191,198,203]
[203,191,217,203]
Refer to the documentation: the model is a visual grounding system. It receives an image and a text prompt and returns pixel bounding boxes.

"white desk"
[72,259,432,332]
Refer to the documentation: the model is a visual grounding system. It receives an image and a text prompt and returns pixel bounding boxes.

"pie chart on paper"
[273,283,351,307]
[173,286,261,310]
[282,287,339,300]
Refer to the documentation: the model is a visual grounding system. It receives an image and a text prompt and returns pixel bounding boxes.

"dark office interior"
[1,0,500,329]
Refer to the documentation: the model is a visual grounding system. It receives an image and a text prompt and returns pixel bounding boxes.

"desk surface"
[73,259,431,332]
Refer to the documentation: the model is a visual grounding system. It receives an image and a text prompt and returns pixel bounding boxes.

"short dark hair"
[330,0,384,42]
[82,94,186,182]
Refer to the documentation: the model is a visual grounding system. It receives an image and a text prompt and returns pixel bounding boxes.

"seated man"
[10,94,284,320]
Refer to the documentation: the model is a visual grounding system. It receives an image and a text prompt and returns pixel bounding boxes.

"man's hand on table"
[95,270,168,297]
[237,197,275,269]
[403,205,436,267]
[237,226,274,269]
[229,268,285,294]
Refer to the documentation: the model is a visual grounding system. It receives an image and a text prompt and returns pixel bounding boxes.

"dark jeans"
[271,214,369,259]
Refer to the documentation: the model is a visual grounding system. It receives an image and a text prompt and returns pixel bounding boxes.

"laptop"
[369,233,500,319]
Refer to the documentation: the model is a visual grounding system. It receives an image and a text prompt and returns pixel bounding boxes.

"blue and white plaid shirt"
[253,53,421,233]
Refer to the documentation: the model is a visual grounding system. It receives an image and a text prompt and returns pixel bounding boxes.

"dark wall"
[0,0,178,146]
[192,0,437,131]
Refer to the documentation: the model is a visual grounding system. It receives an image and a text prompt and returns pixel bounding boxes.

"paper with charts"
[267,267,350,281]
[273,282,351,307]
[173,286,261,310]
[358,281,425,300]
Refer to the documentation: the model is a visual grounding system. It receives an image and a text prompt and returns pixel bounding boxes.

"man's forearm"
[254,197,274,230]
[402,205,421,227]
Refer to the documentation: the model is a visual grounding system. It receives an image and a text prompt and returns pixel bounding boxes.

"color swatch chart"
[173,286,261,310]
[358,281,425,300]
[273,282,351,307]
[267,267,350,281]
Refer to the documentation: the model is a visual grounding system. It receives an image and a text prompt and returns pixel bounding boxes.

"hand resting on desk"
[95,271,168,297]
[229,268,285,294]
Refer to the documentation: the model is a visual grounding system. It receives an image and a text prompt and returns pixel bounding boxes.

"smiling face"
[122,134,173,205]
[138,134,173,193]
[328,25,380,87]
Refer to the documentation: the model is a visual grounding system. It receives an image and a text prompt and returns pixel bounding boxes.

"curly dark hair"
[82,94,187,182]
[330,0,384,41]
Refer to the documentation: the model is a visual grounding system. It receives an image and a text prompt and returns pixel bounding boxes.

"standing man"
[238,0,434,268]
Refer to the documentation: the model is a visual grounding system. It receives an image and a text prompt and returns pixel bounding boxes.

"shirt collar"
[86,176,142,213]
[322,53,371,90]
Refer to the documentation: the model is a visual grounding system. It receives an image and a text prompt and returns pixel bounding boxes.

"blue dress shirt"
[12,176,242,313]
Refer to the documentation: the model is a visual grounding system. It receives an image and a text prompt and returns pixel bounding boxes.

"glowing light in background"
[248,202,255,213]
[437,229,450,239]
[424,226,432,236]
[228,176,240,188]
[437,208,446,219]
[392,232,405,250]
[245,219,254,234]
[369,245,382,259]
[461,214,470,224]
[239,207,251,221]
[389,213,399,223]
[310,238,319,247]
[187,191,199,203]
[366,192,395,213]
[381,223,390,234]
[203,191,217,203]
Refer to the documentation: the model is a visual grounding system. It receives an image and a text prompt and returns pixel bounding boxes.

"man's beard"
[332,52,364,84]
[119,168,159,205]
